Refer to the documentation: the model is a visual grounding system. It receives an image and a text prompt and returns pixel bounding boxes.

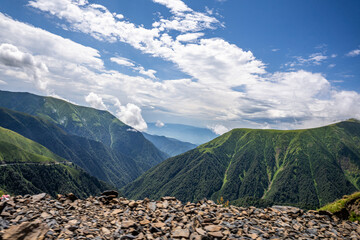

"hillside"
[0,107,141,187]
[0,127,110,198]
[124,119,360,209]
[0,126,63,164]
[143,132,197,157]
[0,90,167,180]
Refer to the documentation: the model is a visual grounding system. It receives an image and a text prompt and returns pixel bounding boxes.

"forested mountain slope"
[124,119,360,209]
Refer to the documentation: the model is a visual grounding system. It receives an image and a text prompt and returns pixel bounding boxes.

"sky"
[0,0,359,134]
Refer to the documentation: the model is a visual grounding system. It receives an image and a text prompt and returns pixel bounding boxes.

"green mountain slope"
[0,127,110,198]
[124,119,360,209]
[0,126,63,164]
[0,90,166,172]
[0,107,140,187]
[143,132,197,157]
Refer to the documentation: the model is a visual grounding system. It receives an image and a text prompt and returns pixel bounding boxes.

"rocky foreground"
[1,192,360,240]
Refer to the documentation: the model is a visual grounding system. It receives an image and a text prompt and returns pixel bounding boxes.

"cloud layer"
[0,1,359,132]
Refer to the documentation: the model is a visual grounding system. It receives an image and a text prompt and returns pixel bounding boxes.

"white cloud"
[134,66,157,79]
[331,54,337,58]
[328,64,336,68]
[153,11,220,32]
[0,13,103,70]
[85,92,107,110]
[271,48,279,52]
[0,80,7,85]
[284,52,328,68]
[0,43,49,90]
[207,124,229,135]
[110,57,134,67]
[110,56,156,78]
[176,32,204,42]
[152,0,191,13]
[4,0,359,131]
[115,102,148,131]
[155,120,165,127]
[346,49,360,57]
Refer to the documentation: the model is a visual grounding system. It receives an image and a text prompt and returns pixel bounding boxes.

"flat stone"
[152,222,165,228]
[111,209,122,215]
[140,219,151,225]
[161,196,177,201]
[128,201,138,208]
[122,220,136,228]
[148,202,157,211]
[2,220,49,240]
[101,227,111,235]
[172,228,190,238]
[204,224,222,232]
[208,231,223,238]
[101,190,119,198]
[32,193,46,202]
[40,212,52,219]
[195,227,206,235]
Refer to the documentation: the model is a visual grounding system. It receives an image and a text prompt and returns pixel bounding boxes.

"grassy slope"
[0,127,110,197]
[0,90,166,172]
[0,126,64,163]
[124,119,360,209]
[0,107,140,187]
[319,192,360,221]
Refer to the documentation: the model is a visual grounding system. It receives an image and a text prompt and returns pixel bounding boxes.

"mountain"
[146,122,218,145]
[0,90,167,183]
[142,132,197,157]
[0,126,110,198]
[0,107,140,187]
[124,119,360,209]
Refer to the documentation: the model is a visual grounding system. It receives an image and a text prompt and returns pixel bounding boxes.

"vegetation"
[0,107,141,187]
[0,90,167,181]
[124,119,360,209]
[0,127,111,198]
[0,164,110,198]
[217,196,229,208]
[0,126,64,164]
[319,192,360,221]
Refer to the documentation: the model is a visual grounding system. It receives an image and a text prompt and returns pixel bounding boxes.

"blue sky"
[0,0,359,133]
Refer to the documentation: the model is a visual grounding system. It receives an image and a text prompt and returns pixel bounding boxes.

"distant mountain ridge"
[142,132,197,157]
[124,119,360,209]
[146,122,218,145]
[0,90,167,187]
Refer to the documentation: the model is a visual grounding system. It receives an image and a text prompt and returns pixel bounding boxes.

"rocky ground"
[0,192,360,239]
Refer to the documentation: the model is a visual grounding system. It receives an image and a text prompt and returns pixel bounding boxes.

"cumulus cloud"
[115,102,148,131]
[207,124,229,135]
[155,120,165,127]
[346,48,360,57]
[85,92,107,110]
[0,13,103,69]
[152,0,191,13]
[134,66,157,79]
[4,0,359,131]
[176,32,204,42]
[0,43,49,90]
[110,57,134,67]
